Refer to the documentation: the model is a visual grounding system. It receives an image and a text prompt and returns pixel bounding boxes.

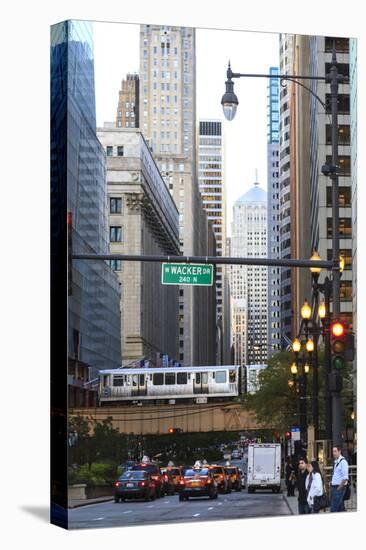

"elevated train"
[99,365,241,405]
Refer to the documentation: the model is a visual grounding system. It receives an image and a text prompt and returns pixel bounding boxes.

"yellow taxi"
[224,465,242,491]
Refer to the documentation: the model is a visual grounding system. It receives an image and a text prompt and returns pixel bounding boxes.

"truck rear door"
[252,446,276,482]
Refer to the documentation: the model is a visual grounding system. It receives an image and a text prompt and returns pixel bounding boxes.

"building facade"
[198,119,229,363]
[97,125,180,364]
[308,36,353,328]
[266,67,281,357]
[116,73,140,128]
[349,37,357,426]
[230,183,268,370]
[279,34,295,346]
[139,24,215,366]
[51,21,121,389]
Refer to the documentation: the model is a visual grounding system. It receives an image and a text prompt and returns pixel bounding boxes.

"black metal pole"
[324,277,333,441]
[329,46,342,446]
[312,333,319,442]
[72,253,333,269]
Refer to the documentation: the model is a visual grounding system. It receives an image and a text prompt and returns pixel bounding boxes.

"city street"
[69,487,292,530]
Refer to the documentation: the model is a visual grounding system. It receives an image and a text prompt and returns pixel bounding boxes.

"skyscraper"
[116,73,139,128]
[266,68,281,357]
[308,36,353,328]
[230,182,268,367]
[279,34,295,346]
[51,20,121,381]
[139,24,215,366]
[198,119,229,362]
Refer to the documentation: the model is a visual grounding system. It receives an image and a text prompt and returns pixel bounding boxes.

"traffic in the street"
[69,449,292,529]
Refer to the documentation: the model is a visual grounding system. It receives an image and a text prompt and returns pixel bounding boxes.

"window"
[326,94,350,115]
[215,371,227,383]
[326,155,351,176]
[325,37,349,53]
[110,197,122,213]
[110,226,122,242]
[340,281,352,301]
[165,372,176,385]
[326,125,350,146]
[113,376,124,387]
[327,218,351,238]
[106,146,113,156]
[177,372,187,385]
[326,186,351,207]
[327,248,352,270]
[153,373,164,385]
[109,259,122,271]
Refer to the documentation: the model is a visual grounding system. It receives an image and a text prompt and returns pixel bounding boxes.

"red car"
[131,463,163,497]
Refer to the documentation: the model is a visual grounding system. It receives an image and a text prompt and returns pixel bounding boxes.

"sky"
[93,22,279,233]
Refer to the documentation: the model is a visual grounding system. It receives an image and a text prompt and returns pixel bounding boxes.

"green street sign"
[161,263,214,286]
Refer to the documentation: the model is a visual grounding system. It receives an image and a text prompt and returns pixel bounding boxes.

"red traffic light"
[284,431,291,440]
[331,322,345,338]
[168,428,174,433]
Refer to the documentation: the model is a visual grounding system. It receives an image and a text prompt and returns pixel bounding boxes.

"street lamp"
[301,299,312,321]
[221,65,239,121]
[309,250,322,280]
[304,362,311,375]
[288,379,295,389]
[318,301,326,321]
[291,362,298,375]
[306,338,315,354]
[292,338,301,354]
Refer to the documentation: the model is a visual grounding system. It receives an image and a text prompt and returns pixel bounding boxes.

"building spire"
[254,168,259,186]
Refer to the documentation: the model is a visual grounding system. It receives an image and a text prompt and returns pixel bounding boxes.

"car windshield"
[184,468,209,477]
[225,468,237,474]
[212,467,223,474]
[169,468,180,475]
[120,470,147,480]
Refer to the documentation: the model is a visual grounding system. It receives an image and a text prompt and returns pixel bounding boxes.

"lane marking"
[208,507,214,510]
[218,502,223,506]
[94,517,104,521]
[147,505,154,508]
[193,513,200,517]
[164,501,170,504]
[123,510,132,514]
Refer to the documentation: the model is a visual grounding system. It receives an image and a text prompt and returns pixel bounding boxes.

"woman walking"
[305,460,323,513]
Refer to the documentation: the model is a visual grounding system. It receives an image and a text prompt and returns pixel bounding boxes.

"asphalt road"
[68,488,292,530]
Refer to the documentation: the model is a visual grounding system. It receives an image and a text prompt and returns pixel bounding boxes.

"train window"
[132,375,138,387]
[139,374,145,386]
[165,372,176,385]
[177,372,187,384]
[153,373,164,385]
[126,376,131,386]
[196,373,201,384]
[113,376,124,387]
[215,371,227,383]
[229,370,236,382]
[103,375,109,386]
[202,372,208,384]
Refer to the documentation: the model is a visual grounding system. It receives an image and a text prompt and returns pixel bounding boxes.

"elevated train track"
[69,401,273,435]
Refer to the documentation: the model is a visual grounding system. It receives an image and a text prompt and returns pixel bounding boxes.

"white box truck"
[247,443,281,493]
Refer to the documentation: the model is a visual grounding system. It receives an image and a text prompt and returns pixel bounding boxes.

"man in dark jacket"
[297,457,310,514]
[285,456,295,496]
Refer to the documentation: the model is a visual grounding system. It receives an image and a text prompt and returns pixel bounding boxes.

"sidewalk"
[68,496,114,509]
[282,490,299,515]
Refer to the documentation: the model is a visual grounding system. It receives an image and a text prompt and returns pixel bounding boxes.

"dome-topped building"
[229,179,268,375]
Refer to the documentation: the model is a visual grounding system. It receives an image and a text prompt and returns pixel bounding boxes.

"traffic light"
[331,321,346,370]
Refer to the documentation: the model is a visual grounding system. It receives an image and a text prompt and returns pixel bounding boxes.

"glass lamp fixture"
[288,379,295,389]
[290,362,298,375]
[339,255,345,273]
[310,249,322,275]
[306,338,315,353]
[301,299,312,320]
[221,67,239,121]
[318,301,326,320]
[304,362,310,374]
[292,338,301,353]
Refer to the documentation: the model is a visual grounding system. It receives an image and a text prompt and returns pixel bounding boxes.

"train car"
[98,365,240,405]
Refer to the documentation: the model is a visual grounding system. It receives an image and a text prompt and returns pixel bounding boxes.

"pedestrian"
[285,456,296,497]
[330,445,349,513]
[296,457,310,514]
[305,460,323,513]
